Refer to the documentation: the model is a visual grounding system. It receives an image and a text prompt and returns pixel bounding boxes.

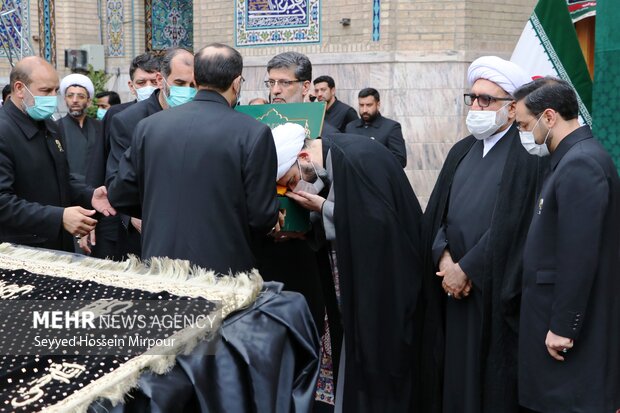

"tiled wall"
[0,0,538,208]
[240,51,472,209]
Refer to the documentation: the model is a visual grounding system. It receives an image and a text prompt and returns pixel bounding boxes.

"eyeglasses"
[463,93,513,108]
[264,79,303,88]
[66,92,88,100]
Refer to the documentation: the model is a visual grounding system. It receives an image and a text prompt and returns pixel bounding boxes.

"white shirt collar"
[483,126,511,157]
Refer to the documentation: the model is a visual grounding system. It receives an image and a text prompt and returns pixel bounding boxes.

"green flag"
[511,0,593,125]
[592,0,620,172]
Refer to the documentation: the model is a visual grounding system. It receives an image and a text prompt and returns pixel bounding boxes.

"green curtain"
[592,0,620,172]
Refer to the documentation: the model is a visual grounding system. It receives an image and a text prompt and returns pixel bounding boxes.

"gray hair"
[267,52,312,82]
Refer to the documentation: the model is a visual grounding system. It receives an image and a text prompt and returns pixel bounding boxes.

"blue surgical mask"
[136,85,157,102]
[96,107,107,120]
[165,85,196,107]
[23,85,58,121]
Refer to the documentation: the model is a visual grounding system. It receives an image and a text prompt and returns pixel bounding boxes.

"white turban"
[467,56,530,95]
[60,73,95,98]
[272,123,306,180]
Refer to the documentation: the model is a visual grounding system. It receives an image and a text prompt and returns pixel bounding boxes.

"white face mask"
[466,103,510,140]
[293,160,325,195]
[519,114,551,157]
[135,85,157,102]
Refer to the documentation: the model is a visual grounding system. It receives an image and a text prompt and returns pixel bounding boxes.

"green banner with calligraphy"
[236,102,327,139]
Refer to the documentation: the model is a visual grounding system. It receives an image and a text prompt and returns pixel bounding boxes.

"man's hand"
[92,186,117,217]
[545,330,574,361]
[285,191,325,212]
[78,231,96,254]
[63,207,97,237]
[130,217,142,234]
[436,252,470,299]
[438,249,453,273]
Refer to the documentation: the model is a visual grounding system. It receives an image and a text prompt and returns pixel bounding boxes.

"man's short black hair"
[95,91,121,105]
[194,43,243,91]
[2,84,10,102]
[267,52,312,82]
[358,87,380,101]
[313,75,335,88]
[129,52,161,80]
[513,77,579,120]
[160,47,193,79]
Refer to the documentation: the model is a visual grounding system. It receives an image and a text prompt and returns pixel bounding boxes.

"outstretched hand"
[92,186,116,217]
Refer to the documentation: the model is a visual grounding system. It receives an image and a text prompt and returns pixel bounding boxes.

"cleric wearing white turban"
[271,122,306,180]
[60,73,95,99]
[424,55,541,413]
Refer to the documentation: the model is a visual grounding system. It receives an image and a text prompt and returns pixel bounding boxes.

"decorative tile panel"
[0,0,31,59]
[236,0,321,47]
[145,0,193,52]
[107,0,124,56]
[372,0,380,41]
[38,0,56,66]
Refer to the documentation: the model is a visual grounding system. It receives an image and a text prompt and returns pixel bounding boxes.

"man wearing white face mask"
[513,77,620,413]
[275,123,425,412]
[97,47,195,260]
[422,56,544,413]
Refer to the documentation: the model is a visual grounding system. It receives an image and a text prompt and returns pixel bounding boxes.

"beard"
[69,109,85,117]
[361,111,379,123]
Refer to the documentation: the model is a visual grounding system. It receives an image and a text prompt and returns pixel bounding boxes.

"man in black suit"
[84,52,161,259]
[313,75,358,132]
[107,43,279,275]
[99,48,194,260]
[345,87,407,167]
[0,56,114,252]
[514,77,620,413]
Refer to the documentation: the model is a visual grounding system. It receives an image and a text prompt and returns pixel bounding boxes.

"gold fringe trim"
[0,243,263,413]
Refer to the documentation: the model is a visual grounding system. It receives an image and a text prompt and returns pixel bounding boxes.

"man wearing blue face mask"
[514,77,620,413]
[98,47,194,260]
[422,56,543,413]
[108,43,279,275]
[0,56,116,252]
[84,53,160,260]
[94,91,121,121]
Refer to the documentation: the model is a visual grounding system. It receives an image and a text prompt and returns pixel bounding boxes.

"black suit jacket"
[345,113,407,167]
[0,100,92,251]
[519,126,620,412]
[108,90,279,274]
[325,98,358,132]
[106,93,161,187]
[86,100,134,187]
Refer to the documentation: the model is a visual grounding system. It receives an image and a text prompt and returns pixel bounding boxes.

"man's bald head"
[10,56,56,93]
[10,56,59,113]
[194,43,243,92]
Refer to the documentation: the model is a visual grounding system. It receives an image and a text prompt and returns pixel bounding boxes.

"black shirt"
[345,113,407,167]
[324,98,358,133]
